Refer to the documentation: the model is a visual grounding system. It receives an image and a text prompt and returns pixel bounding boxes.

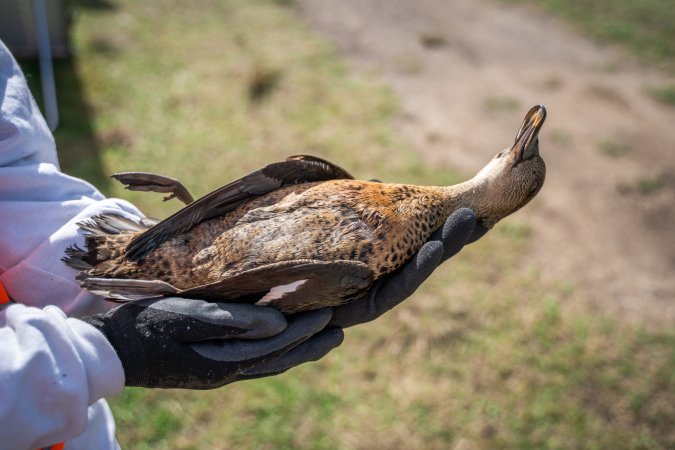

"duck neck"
[435,177,490,226]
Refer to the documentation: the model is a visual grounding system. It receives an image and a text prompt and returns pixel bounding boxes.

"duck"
[64,105,547,313]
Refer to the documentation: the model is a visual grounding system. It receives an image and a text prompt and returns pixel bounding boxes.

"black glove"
[81,298,343,389]
[330,208,486,328]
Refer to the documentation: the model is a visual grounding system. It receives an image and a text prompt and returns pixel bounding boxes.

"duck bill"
[513,105,546,161]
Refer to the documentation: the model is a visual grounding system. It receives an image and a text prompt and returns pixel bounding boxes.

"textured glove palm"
[81,299,342,389]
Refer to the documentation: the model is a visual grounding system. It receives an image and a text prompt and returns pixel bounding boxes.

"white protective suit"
[0,40,143,449]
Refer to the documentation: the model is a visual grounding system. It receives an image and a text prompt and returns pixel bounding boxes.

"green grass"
[598,138,631,158]
[502,0,675,73]
[18,0,675,448]
[636,175,666,195]
[647,84,675,106]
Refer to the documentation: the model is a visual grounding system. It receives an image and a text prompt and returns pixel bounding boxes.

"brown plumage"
[64,106,547,313]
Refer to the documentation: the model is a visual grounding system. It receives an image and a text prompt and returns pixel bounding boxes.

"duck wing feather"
[124,155,353,261]
[178,259,373,314]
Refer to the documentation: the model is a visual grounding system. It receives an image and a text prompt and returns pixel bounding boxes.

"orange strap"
[0,280,9,304]
[0,281,66,450]
[40,444,65,450]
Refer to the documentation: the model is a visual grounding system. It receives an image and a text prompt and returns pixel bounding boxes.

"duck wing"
[124,155,354,261]
[179,259,373,314]
[76,259,373,313]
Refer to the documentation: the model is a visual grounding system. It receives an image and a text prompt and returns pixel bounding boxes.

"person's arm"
[0,303,124,449]
[0,39,144,318]
[0,38,138,449]
[0,299,343,448]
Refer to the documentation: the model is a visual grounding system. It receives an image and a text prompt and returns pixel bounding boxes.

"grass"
[501,0,675,73]
[598,138,631,158]
[636,175,666,195]
[646,84,675,106]
[18,0,675,448]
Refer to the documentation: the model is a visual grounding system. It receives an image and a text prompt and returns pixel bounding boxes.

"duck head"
[471,105,547,228]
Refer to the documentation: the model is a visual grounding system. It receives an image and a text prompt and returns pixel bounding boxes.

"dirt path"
[298,0,675,324]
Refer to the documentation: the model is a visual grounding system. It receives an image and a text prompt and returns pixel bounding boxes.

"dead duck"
[64,105,546,313]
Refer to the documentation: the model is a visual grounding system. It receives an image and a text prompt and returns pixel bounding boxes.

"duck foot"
[111,172,195,205]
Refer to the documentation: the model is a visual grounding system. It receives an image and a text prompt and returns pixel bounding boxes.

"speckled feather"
[88,181,451,283]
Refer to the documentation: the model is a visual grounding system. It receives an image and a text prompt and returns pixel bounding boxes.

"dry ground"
[298,0,675,325]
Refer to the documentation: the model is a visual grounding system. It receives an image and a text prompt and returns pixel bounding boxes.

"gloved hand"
[80,298,343,389]
[330,208,486,328]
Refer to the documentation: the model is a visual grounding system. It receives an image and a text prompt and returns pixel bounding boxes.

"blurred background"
[6,0,674,448]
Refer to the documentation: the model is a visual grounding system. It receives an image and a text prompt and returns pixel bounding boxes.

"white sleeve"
[0,303,124,450]
[0,40,135,449]
[0,39,145,318]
